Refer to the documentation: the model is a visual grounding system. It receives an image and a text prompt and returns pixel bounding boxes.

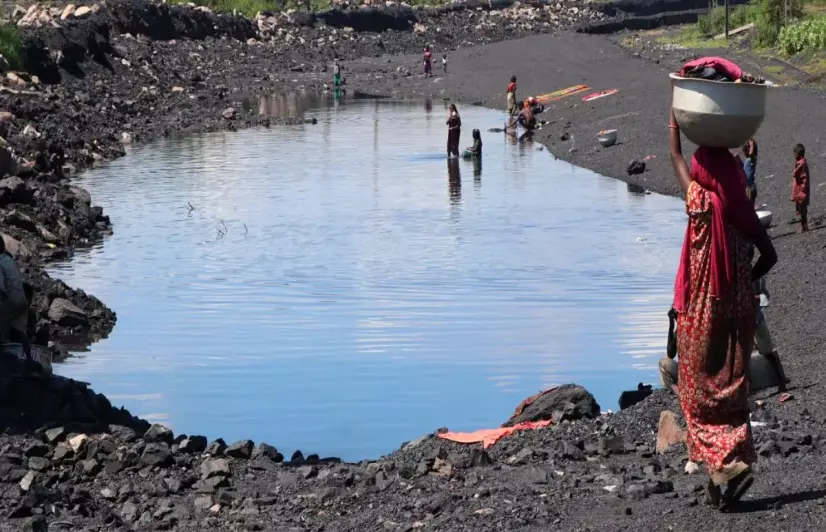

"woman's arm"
[668,107,692,194]
[751,230,778,281]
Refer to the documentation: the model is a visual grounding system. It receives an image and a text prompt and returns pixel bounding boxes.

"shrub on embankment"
[692,0,804,47]
[0,24,24,69]
[779,14,826,54]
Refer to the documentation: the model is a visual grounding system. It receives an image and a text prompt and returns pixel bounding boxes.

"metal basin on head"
[670,73,768,149]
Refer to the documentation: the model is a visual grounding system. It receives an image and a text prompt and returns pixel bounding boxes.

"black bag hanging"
[667,308,677,359]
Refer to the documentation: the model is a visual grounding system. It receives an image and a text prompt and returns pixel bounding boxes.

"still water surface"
[49,99,685,461]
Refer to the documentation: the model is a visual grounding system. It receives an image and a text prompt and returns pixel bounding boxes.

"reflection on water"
[49,101,685,461]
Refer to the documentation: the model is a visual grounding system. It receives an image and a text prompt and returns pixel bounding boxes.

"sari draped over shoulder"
[673,147,764,483]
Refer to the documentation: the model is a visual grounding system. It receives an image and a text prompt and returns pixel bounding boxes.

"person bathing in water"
[463,129,482,158]
[333,59,342,88]
[513,100,536,132]
[446,104,461,157]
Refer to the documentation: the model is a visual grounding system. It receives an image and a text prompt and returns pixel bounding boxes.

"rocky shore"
[0,349,822,532]
[1,0,825,529]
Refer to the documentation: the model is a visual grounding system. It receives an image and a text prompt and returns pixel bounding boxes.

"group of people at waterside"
[661,56,812,512]
[442,74,544,159]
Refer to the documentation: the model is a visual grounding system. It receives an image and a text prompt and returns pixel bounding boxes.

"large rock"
[179,435,207,454]
[224,440,253,459]
[4,210,38,233]
[144,423,174,444]
[252,442,283,463]
[656,410,686,454]
[0,144,16,178]
[0,177,33,205]
[73,6,93,18]
[505,384,600,426]
[69,186,92,206]
[141,443,172,467]
[61,4,76,20]
[200,458,231,479]
[0,233,32,260]
[48,298,89,327]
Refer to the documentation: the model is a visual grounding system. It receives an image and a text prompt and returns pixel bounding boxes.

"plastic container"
[756,208,773,228]
[597,129,617,148]
[670,73,768,148]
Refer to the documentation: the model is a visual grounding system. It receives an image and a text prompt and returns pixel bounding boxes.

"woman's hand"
[668,83,692,195]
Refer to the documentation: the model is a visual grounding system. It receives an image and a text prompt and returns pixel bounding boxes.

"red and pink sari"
[674,147,764,484]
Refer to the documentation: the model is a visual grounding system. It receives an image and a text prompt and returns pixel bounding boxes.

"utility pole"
[725,0,730,39]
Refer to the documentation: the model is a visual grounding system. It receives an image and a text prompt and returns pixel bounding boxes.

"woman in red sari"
[669,98,777,510]
[446,104,461,157]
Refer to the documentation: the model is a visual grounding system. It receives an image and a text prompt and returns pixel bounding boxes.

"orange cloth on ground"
[437,420,553,449]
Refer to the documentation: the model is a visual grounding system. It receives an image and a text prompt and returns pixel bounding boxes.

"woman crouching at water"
[464,129,482,158]
[446,104,461,157]
[669,96,777,510]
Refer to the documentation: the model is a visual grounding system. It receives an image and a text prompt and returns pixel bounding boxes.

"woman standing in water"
[446,104,461,157]
[669,93,776,510]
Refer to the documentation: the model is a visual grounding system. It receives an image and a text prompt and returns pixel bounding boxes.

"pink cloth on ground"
[437,420,553,449]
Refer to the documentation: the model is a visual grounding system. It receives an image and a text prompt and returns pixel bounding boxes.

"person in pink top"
[423,46,432,78]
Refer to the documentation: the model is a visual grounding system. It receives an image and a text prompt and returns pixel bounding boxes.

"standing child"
[442,55,447,74]
[791,143,810,233]
[423,46,432,78]
[506,75,517,115]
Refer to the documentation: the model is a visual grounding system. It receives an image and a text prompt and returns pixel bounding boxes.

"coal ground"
[1,1,826,530]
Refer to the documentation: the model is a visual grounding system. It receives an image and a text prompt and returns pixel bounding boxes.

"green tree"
[754,0,803,46]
